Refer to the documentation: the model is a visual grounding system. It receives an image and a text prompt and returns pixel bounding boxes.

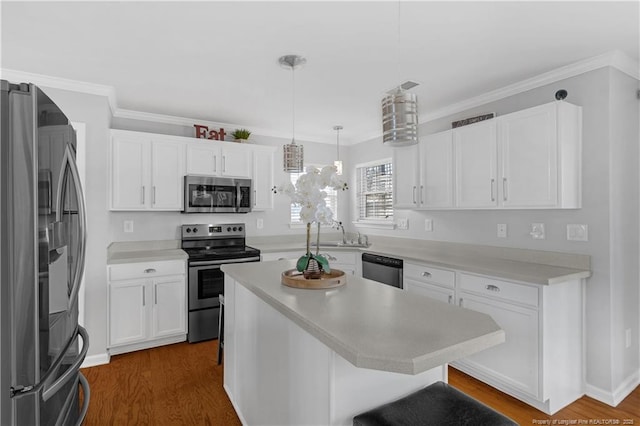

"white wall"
[349,67,640,401]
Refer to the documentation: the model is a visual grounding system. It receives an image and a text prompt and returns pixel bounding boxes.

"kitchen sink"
[311,241,370,248]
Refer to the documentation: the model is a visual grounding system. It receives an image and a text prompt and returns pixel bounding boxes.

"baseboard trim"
[585,370,640,407]
[81,353,111,369]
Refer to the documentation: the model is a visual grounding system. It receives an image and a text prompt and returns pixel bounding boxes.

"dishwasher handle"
[361,252,403,269]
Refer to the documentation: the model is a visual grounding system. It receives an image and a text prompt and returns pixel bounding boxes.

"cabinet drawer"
[404,262,455,288]
[109,260,186,281]
[458,273,538,307]
[317,251,356,265]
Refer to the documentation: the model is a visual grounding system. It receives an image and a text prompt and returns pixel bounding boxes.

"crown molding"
[419,50,639,124]
[0,68,118,114]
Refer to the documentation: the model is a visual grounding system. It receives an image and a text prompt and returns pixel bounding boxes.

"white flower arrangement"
[273,165,348,275]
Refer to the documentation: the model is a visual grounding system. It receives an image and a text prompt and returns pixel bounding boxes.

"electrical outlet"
[424,219,433,232]
[626,329,632,349]
[530,223,545,239]
[398,218,408,230]
[256,218,264,229]
[497,224,507,238]
[124,220,134,233]
[567,224,588,241]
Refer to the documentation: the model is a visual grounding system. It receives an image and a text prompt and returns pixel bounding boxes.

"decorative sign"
[194,124,226,140]
[451,113,495,129]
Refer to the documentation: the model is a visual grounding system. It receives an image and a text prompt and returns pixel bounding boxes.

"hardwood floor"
[82,341,640,425]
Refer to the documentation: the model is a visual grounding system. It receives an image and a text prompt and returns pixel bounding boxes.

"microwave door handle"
[236,181,241,212]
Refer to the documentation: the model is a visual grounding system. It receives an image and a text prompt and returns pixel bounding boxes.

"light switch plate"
[256,218,264,229]
[398,218,408,230]
[424,219,433,232]
[497,224,507,238]
[124,220,134,233]
[567,224,588,241]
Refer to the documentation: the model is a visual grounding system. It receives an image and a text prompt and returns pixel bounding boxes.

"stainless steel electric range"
[181,223,260,343]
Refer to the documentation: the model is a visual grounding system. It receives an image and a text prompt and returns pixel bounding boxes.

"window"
[356,160,393,221]
[289,166,339,224]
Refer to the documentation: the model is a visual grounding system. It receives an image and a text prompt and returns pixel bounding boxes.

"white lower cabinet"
[108,260,187,355]
[403,261,583,415]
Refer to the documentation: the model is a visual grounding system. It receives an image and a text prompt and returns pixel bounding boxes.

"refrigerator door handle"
[42,326,89,402]
[59,143,87,310]
[77,372,91,425]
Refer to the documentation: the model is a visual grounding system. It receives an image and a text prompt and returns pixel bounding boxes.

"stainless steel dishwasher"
[361,253,403,288]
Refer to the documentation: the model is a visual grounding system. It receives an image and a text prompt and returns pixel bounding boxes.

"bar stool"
[353,381,517,426]
[217,294,224,365]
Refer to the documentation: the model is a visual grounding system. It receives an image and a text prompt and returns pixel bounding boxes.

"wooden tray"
[281,269,346,289]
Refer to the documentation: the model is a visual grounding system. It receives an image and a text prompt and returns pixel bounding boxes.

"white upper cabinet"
[252,146,276,211]
[185,141,252,178]
[420,130,454,209]
[454,120,498,208]
[393,101,582,211]
[499,102,580,208]
[110,130,185,211]
[393,144,420,208]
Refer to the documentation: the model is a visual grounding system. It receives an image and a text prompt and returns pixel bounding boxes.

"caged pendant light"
[280,54,306,173]
[333,125,343,175]
[381,2,419,147]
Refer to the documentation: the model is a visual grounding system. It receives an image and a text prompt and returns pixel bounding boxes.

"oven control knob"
[233,226,237,231]
[186,228,191,233]
[227,227,231,232]
[193,228,198,233]
[238,226,243,231]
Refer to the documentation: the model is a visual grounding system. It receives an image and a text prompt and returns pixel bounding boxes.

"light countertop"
[249,236,591,286]
[222,260,505,375]
[107,240,187,265]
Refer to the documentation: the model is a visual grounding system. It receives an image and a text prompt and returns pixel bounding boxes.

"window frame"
[353,158,395,229]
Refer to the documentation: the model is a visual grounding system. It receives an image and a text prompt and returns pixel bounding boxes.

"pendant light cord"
[396,0,401,90]
[336,127,340,160]
[291,65,296,145]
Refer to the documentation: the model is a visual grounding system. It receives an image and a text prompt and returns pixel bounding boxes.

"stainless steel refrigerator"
[1,81,90,425]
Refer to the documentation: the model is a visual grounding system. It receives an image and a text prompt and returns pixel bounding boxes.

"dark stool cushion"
[353,381,517,426]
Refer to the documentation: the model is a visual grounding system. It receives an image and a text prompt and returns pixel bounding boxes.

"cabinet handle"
[254,190,257,206]
[448,295,453,304]
[142,290,145,306]
[144,268,156,274]
[503,178,508,201]
[152,186,156,205]
[155,286,158,305]
[420,185,424,205]
[486,284,501,292]
[490,179,495,202]
[213,155,217,172]
[412,186,417,204]
[458,298,463,307]
[223,156,226,172]
[421,271,432,278]
[141,186,145,204]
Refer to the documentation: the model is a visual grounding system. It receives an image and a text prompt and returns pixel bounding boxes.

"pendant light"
[280,54,306,173]
[333,125,343,175]
[381,2,419,147]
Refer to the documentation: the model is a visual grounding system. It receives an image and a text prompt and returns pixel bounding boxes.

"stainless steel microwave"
[183,175,252,213]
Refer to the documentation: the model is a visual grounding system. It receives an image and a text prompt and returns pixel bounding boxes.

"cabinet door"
[253,148,275,210]
[186,142,220,175]
[151,140,185,210]
[393,144,420,208]
[457,292,539,399]
[221,145,252,177]
[109,280,148,347]
[454,121,497,208]
[405,278,454,304]
[500,103,558,208]
[151,276,186,338]
[420,131,454,208]
[111,135,149,210]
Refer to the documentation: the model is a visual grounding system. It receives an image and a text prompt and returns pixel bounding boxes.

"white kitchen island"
[221,260,505,426]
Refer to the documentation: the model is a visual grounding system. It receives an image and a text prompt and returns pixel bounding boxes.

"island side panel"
[225,275,447,426]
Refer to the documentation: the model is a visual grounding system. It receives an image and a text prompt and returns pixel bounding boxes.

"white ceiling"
[2,1,638,144]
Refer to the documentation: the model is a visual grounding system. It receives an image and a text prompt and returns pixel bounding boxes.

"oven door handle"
[189,256,261,267]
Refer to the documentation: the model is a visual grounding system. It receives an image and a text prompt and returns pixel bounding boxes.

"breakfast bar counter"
[221,260,504,425]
